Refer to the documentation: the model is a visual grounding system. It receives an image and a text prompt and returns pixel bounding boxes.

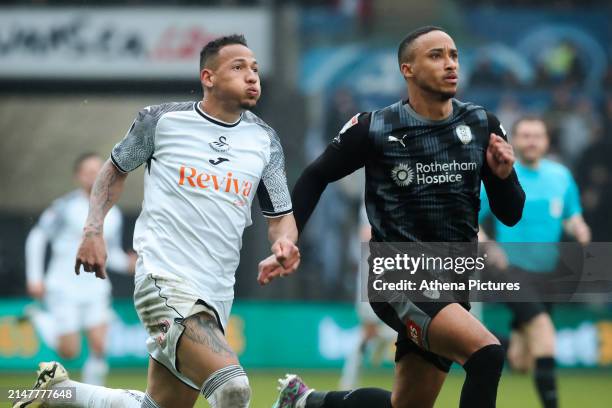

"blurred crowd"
[306,69,612,300]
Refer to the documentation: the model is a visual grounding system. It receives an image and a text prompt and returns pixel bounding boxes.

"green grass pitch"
[1,369,611,407]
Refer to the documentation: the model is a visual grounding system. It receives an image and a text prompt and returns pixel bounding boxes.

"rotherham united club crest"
[455,125,473,144]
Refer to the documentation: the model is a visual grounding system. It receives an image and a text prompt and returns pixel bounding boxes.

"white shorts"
[45,292,111,336]
[134,273,233,390]
[356,301,396,340]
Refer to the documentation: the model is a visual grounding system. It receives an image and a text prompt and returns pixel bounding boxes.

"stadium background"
[0,0,611,406]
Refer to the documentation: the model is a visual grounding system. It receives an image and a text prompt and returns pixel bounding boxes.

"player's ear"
[200,68,214,88]
[400,62,413,80]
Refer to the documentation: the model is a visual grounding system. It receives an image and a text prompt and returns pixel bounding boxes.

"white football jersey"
[111,102,292,301]
[25,190,128,299]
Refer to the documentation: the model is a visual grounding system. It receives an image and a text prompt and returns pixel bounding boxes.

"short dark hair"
[199,34,248,71]
[74,152,100,173]
[511,115,548,136]
[397,26,447,66]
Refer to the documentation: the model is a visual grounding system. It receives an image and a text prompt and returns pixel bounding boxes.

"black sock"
[460,344,505,408]
[305,388,392,408]
[534,357,558,408]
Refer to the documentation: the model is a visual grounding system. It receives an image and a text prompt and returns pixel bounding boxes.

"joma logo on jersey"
[178,166,252,197]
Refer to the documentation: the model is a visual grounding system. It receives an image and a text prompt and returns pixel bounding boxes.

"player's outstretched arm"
[75,160,127,279]
[24,226,48,299]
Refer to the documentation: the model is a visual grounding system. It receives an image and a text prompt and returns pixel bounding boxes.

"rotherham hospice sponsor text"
[414,160,477,185]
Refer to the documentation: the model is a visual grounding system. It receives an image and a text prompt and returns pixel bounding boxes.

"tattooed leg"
[175,311,240,387]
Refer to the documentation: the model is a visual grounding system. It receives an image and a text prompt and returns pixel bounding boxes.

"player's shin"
[82,354,109,386]
[459,344,505,408]
[534,357,558,408]
[14,361,144,408]
[304,389,392,408]
[202,365,251,408]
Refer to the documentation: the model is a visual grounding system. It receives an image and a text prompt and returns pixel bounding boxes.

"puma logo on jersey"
[178,165,252,197]
[209,136,230,152]
[209,157,229,166]
[388,134,408,147]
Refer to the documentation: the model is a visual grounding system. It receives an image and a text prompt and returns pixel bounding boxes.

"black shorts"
[504,266,554,329]
[506,302,553,330]
[370,300,471,373]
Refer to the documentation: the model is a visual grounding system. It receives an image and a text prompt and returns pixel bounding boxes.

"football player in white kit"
[15,34,300,408]
[339,204,395,390]
[24,153,135,385]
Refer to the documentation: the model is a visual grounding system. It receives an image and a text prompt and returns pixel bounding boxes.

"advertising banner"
[0,8,272,79]
[0,300,610,370]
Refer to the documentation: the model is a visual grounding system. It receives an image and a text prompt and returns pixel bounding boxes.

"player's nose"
[245,70,258,83]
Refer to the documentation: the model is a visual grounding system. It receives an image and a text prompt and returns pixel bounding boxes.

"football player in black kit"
[263,26,525,408]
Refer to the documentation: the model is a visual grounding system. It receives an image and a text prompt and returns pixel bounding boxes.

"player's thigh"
[428,303,499,365]
[146,356,199,408]
[81,298,111,355]
[48,298,81,358]
[85,323,108,355]
[523,312,555,357]
[392,352,447,408]
[176,311,239,386]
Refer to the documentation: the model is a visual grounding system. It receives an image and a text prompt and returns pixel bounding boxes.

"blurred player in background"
[479,116,591,408]
[261,26,525,408]
[14,34,299,408]
[24,153,135,386]
[339,204,395,390]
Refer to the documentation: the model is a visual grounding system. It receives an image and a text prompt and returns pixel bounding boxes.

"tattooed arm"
[75,160,127,279]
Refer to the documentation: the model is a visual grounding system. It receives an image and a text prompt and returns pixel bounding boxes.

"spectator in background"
[544,88,573,159]
[557,96,600,168]
[537,40,584,87]
[305,87,362,297]
[496,94,524,132]
[576,94,612,241]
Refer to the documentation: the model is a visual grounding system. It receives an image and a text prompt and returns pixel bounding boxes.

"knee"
[526,314,555,354]
[89,339,106,355]
[57,343,79,360]
[464,344,505,376]
[218,376,251,407]
[204,366,250,408]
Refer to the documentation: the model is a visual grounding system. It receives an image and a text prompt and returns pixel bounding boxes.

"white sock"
[49,379,144,408]
[82,354,109,385]
[339,339,365,389]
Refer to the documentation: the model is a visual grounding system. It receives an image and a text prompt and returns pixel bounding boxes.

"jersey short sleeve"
[562,172,582,219]
[331,112,370,158]
[110,104,174,173]
[257,128,293,217]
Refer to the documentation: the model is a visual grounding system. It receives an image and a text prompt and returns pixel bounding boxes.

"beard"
[240,98,258,110]
[413,76,456,101]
